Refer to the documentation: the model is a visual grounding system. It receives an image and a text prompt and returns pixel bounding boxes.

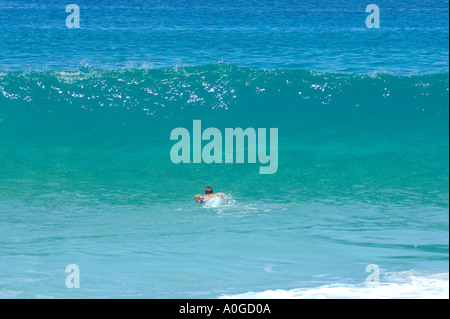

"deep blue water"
[0,0,448,73]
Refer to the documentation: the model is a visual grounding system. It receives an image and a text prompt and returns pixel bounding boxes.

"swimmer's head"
[205,187,213,194]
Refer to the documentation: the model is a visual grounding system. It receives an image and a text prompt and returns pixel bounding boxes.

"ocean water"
[0,0,448,299]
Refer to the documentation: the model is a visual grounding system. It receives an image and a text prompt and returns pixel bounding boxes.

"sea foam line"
[220,272,449,299]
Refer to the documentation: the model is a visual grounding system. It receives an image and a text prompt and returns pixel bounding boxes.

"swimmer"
[195,187,225,204]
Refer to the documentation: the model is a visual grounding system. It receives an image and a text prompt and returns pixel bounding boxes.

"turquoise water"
[0,0,449,298]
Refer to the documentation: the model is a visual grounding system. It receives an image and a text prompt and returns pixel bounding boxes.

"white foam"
[203,194,235,208]
[220,271,449,299]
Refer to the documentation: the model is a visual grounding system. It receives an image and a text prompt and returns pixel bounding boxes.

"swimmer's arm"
[214,192,225,197]
[195,194,202,202]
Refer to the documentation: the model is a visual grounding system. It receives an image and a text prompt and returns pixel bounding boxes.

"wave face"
[0,65,448,299]
[0,65,448,134]
[0,65,448,203]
